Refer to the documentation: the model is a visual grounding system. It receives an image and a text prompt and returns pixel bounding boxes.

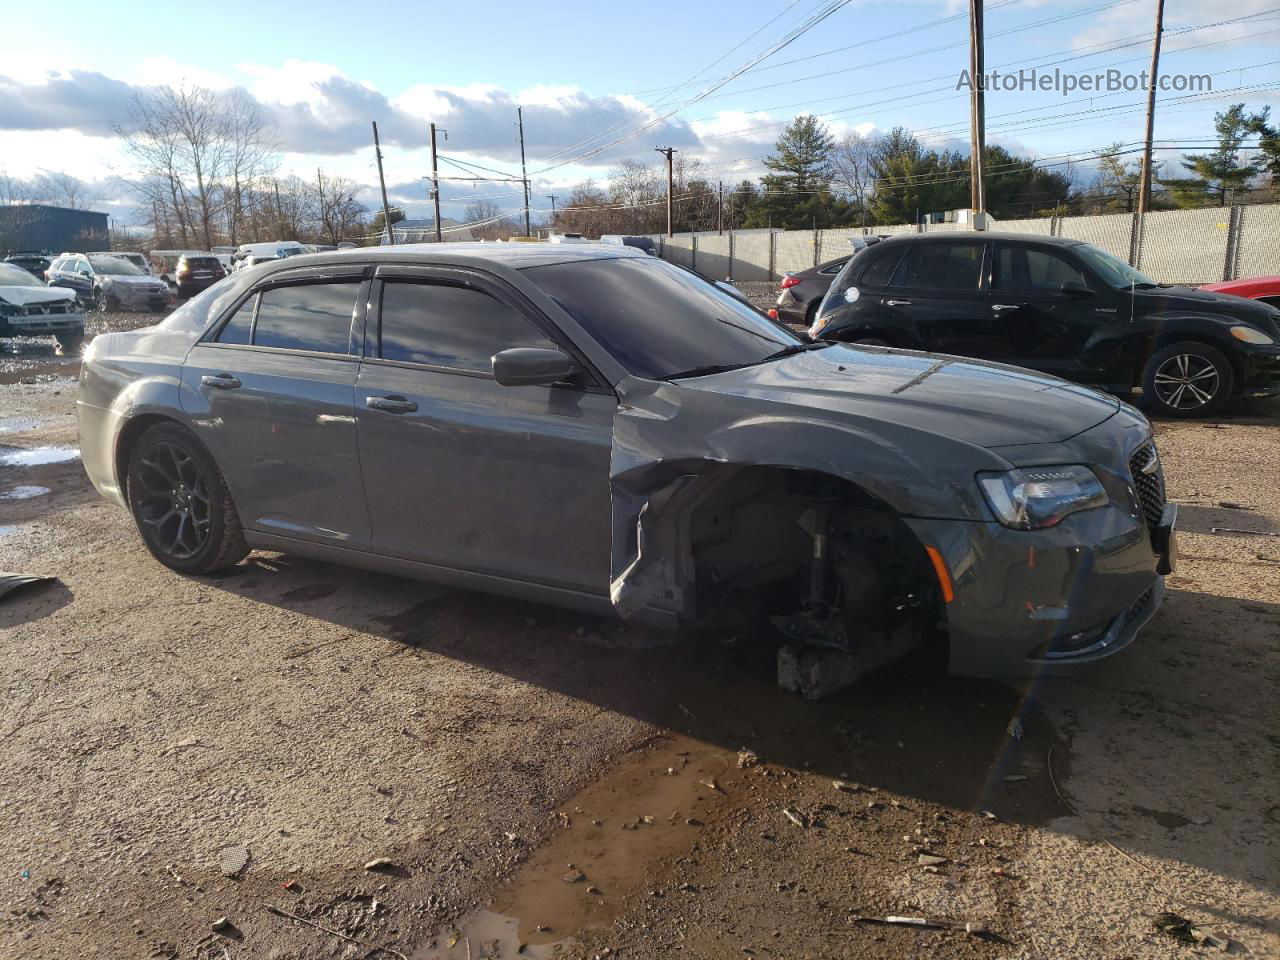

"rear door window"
[377,280,556,372]
[252,282,359,354]
[857,248,903,288]
[891,242,985,290]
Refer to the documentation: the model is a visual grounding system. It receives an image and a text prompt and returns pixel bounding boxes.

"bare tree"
[34,171,103,210]
[463,199,509,240]
[831,132,875,227]
[313,171,366,244]
[0,173,33,206]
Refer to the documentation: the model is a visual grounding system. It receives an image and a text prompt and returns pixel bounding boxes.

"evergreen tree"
[1160,104,1262,206]
[748,115,844,229]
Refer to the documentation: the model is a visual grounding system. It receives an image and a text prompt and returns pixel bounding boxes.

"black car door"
[988,242,1122,382]
[879,239,993,356]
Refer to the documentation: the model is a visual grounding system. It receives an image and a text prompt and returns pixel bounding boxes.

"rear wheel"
[126,423,248,574]
[1142,341,1233,418]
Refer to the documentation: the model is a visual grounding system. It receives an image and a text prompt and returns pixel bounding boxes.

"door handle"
[201,374,241,389]
[885,299,912,307]
[991,304,1020,312]
[366,395,418,414]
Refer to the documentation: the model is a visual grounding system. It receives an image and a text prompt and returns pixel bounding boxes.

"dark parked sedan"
[810,232,1280,417]
[174,254,227,299]
[772,255,850,326]
[78,244,1174,688]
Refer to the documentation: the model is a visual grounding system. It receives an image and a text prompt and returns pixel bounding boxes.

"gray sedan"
[76,244,1175,683]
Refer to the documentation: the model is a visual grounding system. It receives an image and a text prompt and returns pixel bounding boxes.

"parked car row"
[768,233,1280,418]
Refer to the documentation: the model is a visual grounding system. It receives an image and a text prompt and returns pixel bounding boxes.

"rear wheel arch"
[115,414,187,493]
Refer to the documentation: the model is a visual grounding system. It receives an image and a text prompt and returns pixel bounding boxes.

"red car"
[1199,276,1280,310]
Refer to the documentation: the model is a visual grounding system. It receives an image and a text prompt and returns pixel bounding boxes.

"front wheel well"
[1144,332,1245,394]
[684,465,946,659]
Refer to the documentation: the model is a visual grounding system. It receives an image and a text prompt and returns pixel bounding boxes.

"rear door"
[355,265,616,592]
[989,241,1119,381]
[180,269,372,547]
[879,240,993,356]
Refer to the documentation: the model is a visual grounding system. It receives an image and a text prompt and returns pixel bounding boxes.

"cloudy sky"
[2,0,1277,226]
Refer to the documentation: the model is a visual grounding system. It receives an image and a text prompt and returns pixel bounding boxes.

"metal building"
[0,204,110,254]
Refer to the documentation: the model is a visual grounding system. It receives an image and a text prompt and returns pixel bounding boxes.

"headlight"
[1230,325,1274,345]
[809,311,831,338]
[978,465,1108,529]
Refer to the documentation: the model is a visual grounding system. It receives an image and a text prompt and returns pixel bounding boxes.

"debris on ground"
[562,868,585,883]
[0,571,57,604]
[852,914,990,936]
[1003,774,1028,783]
[1211,526,1280,537]
[364,857,398,872]
[211,916,233,933]
[781,807,808,828]
[737,748,760,769]
[219,845,250,877]
[1152,912,1233,949]
[159,737,204,756]
[1006,718,1024,740]
[917,854,948,866]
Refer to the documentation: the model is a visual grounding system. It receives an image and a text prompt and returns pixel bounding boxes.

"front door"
[355,267,615,593]
[989,242,1118,382]
[879,240,995,357]
[180,275,372,547]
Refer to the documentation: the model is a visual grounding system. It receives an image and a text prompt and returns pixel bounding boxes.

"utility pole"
[273,179,284,239]
[316,168,327,243]
[430,122,443,243]
[517,108,531,237]
[372,121,396,245]
[718,181,724,235]
[1136,0,1165,216]
[546,194,558,229]
[655,146,676,237]
[967,0,987,223]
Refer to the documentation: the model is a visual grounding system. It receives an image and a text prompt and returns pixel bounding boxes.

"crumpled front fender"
[607,377,995,623]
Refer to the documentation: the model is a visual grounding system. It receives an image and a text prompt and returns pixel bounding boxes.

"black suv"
[810,232,1280,417]
[3,251,52,279]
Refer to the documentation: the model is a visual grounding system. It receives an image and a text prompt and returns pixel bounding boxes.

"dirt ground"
[2,312,1278,960]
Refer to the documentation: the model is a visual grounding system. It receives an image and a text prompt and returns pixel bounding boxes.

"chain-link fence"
[654,203,1280,286]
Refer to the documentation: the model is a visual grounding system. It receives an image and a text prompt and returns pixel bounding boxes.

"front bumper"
[906,498,1169,679]
[105,284,170,310]
[1240,343,1280,398]
[2,314,86,334]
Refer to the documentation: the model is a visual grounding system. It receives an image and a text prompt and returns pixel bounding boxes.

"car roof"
[878,231,1083,247]
[247,241,650,278]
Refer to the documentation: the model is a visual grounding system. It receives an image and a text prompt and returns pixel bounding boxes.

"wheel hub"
[1153,354,1219,409]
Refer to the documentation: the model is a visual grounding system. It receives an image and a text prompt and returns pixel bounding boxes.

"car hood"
[0,285,76,306]
[1138,285,1280,336]
[673,344,1120,448]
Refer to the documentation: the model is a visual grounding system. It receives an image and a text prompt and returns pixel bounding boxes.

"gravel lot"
[1,312,1277,959]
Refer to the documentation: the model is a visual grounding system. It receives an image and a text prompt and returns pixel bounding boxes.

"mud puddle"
[415,733,739,958]
[0,446,80,467]
[0,485,50,500]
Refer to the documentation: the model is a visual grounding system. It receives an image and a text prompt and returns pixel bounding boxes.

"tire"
[126,423,249,575]
[1142,340,1233,418]
[54,330,85,353]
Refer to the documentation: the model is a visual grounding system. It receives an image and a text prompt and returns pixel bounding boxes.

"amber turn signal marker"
[924,545,955,604]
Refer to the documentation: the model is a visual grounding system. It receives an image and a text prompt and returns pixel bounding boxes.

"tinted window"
[184,257,220,269]
[891,242,984,290]
[523,256,799,380]
[857,248,902,287]
[818,258,849,276]
[996,246,1087,293]
[0,263,43,287]
[89,256,142,276]
[217,295,256,345]
[253,282,358,353]
[379,281,556,372]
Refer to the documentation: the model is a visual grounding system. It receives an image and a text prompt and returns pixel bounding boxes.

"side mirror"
[492,347,580,387]
[1061,279,1093,297]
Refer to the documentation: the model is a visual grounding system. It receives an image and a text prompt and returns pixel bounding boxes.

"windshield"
[0,263,45,287]
[90,256,142,276]
[1075,244,1156,288]
[523,256,801,380]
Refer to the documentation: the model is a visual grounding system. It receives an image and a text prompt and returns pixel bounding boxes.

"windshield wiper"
[760,341,834,362]
[665,361,757,380]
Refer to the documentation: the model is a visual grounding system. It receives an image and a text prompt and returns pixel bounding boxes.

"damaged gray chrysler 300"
[77,244,1176,694]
